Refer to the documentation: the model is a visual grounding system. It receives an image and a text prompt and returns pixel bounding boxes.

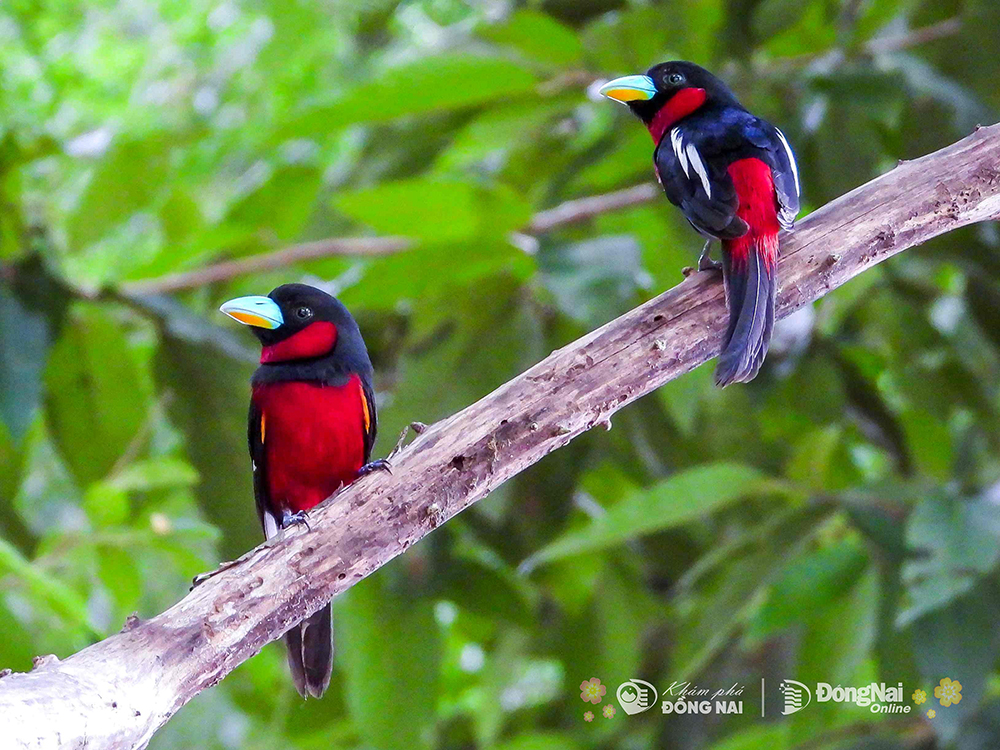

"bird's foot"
[281,509,311,531]
[698,241,723,273]
[358,458,392,477]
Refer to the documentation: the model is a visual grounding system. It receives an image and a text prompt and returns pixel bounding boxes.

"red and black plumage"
[601,61,800,385]
[222,283,380,698]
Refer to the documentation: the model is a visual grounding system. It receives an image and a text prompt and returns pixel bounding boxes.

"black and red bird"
[600,61,800,385]
[220,283,383,698]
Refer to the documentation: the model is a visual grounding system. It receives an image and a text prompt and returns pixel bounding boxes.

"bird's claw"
[698,255,723,272]
[281,509,311,531]
[358,458,392,477]
[698,241,723,273]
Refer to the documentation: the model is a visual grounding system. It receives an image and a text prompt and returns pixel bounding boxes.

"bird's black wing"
[654,121,746,240]
[743,120,801,230]
[248,400,279,539]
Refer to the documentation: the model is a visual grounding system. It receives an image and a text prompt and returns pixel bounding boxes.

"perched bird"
[220,283,385,698]
[600,61,800,385]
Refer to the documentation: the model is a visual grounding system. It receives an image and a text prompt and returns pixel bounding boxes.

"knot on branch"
[32,654,60,670]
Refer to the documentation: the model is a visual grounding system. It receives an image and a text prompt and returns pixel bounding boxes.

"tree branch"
[864,17,962,55]
[119,183,662,295]
[3,125,999,749]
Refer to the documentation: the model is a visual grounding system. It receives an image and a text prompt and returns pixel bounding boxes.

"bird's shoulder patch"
[360,387,371,433]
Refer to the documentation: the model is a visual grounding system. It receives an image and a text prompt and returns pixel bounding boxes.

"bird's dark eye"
[667,73,684,85]
[295,306,312,320]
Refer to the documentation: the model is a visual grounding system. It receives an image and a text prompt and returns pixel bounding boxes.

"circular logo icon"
[617,679,658,715]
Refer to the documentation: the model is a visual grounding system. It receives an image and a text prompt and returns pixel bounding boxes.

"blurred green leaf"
[580,8,674,74]
[708,725,789,750]
[82,482,129,527]
[337,570,440,750]
[45,303,148,485]
[677,503,833,677]
[98,545,142,618]
[494,732,579,750]
[792,567,879,734]
[67,137,172,249]
[539,235,643,328]
[0,537,97,634]
[227,165,323,242]
[334,178,531,244]
[0,597,38,671]
[0,283,50,441]
[479,11,583,68]
[899,489,1000,626]
[13,421,83,536]
[899,409,952,481]
[657,362,713,436]
[107,457,199,492]
[524,463,766,568]
[287,55,537,135]
[155,333,259,560]
[748,537,869,641]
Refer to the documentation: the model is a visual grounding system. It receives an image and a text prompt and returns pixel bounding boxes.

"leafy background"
[2,0,999,748]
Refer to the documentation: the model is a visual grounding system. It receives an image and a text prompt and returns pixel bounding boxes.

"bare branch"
[527,183,660,233]
[120,183,662,295]
[121,236,412,295]
[865,17,962,55]
[3,124,999,750]
[746,17,963,76]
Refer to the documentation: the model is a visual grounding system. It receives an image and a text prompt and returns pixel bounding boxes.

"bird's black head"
[599,61,741,137]
[220,284,371,376]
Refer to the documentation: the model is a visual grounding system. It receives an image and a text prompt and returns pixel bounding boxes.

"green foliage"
[525,463,766,568]
[1,0,999,748]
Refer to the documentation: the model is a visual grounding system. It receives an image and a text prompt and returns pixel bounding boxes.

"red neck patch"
[261,321,338,363]
[648,87,707,145]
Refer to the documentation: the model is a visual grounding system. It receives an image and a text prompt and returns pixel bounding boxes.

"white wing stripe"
[685,143,712,199]
[774,127,800,197]
[671,128,689,177]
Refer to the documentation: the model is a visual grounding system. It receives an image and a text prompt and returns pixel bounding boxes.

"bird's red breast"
[725,157,780,267]
[252,374,368,513]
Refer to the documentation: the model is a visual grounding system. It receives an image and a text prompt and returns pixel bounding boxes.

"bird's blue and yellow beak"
[599,75,658,103]
[219,296,284,330]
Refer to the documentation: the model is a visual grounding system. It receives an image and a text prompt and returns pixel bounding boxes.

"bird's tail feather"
[716,239,776,386]
[285,601,333,698]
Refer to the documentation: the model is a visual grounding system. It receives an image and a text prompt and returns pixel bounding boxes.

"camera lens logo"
[780,680,812,715]
[617,679,658,715]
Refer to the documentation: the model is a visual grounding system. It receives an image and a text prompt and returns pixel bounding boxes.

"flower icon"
[934,677,962,707]
[603,705,616,718]
[580,677,606,704]
[927,709,936,719]
[584,711,594,722]
[912,689,927,705]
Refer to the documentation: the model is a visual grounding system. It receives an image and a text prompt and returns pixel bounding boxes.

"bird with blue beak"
[220,283,389,698]
[599,61,800,386]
